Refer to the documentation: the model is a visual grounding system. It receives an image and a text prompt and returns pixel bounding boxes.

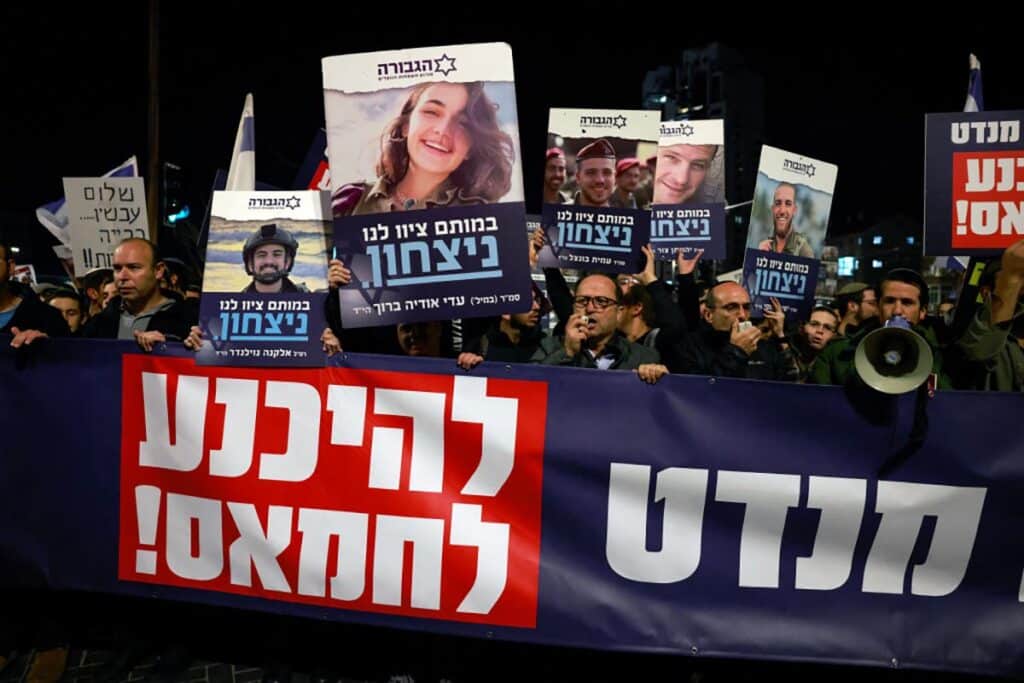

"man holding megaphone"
[810,268,950,393]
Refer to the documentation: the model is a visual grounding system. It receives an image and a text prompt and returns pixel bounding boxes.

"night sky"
[2,7,1019,272]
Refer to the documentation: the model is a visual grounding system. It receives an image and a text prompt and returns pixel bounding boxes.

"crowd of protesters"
[2,225,1022,394]
[2,170,1022,682]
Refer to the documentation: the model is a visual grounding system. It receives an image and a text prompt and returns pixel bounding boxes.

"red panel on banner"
[118,356,547,628]
[951,150,1024,249]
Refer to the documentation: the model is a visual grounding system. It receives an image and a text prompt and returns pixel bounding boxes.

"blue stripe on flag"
[240,116,255,152]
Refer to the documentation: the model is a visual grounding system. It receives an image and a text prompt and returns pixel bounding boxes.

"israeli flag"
[225,93,255,191]
[963,53,983,113]
[939,55,985,267]
[946,256,969,272]
[34,156,139,246]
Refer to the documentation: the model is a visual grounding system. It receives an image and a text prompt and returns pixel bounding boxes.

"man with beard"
[542,147,569,204]
[811,268,949,388]
[567,139,616,208]
[834,282,879,337]
[241,223,307,293]
[757,182,814,258]
[456,284,551,369]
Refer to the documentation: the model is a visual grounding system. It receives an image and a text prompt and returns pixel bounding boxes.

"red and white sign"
[119,356,547,628]
[951,150,1024,249]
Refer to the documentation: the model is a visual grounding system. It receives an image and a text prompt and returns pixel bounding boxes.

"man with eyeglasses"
[834,282,879,337]
[534,273,665,381]
[668,281,796,381]
[791,306,840,382]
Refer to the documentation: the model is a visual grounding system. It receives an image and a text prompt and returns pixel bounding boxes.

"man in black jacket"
[83,238,195,350]
[457,283,551,369]
[670,281,796,381]
[0,240,70,346]
[533,273,664,382]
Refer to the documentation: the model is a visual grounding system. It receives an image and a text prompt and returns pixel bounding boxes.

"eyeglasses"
[573,295,618,310]
[806,320,837,333]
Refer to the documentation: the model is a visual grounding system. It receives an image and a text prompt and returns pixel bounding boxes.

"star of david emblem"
[435,54,457,76]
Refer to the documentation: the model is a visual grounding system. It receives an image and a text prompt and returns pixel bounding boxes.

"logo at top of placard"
[782,158,817,179]
[661,123,695,137]
[247,196,303,211]
[579,114,628,135]
[376,53,458,82]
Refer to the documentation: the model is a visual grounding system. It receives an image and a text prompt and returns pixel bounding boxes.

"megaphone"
[854,316,934,394]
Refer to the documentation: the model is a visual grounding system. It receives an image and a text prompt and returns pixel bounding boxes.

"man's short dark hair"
[880,268,929,308]
[806,304,839,325]
[43,287,82,306]
[621,284,656,326]
[162,257,191,290]
[775,181,798,199]
[577,272,622,304]
[0,240,11,263]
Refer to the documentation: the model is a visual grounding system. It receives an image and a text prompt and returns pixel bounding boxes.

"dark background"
[2,7,1019,272]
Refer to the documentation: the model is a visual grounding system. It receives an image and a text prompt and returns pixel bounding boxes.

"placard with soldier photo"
[537,108,659,272]
[650,119,726,260]
[746,145,837,260]
[195,191,331,366]
[741,248,820,322]
[743,145,837,320]
[323,42,532,328]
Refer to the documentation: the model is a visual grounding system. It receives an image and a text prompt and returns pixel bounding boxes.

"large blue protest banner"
[1,338,1023,678]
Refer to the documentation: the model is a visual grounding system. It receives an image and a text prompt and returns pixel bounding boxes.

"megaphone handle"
[877,384,931,478]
